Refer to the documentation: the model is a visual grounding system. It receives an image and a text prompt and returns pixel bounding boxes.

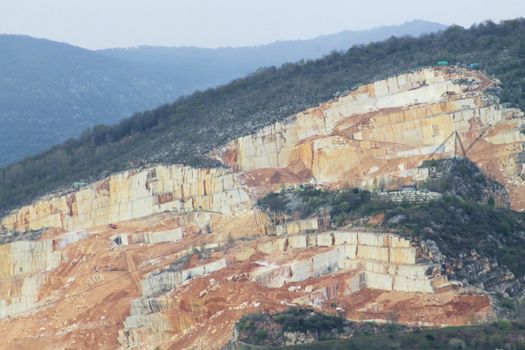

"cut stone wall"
[220,69,464,173]
[1,165,253,233]
[375,188,442,203]
[274,218,319,236]
[120,257,228,347]
[54,230,89,250]
[253,230,440,294]
[0,240,62,278]
[0,229,92,319]
[0,274,45,319]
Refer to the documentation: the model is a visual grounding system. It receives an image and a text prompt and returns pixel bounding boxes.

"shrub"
[3,19,525,215]
[448,338,467,350]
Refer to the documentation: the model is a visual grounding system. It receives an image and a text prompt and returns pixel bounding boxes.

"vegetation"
[2,19,525,214]
[382,196,525,277]
[237,310,525,349]
[255,321,525,350]
[257,185,372,226]
[420,158,509,206]
[236,308,404,347]
[257,166,525,278]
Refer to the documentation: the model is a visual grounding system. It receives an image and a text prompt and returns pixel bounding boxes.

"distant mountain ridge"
[1,18,524,216]
[100,20,447,94]
[0,20,446,166]
[0,35,178,165]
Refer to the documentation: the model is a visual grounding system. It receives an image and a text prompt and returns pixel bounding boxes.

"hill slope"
[0,19,524,215]
[0,20,445,166]
[1,51,525,350]
[100,20,446,93]
[0,35,180,165]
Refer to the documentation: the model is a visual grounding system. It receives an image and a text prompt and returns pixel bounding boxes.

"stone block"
[333,231,358,245]
[145,228,184,245]
[316,232,333,247]
[396,264,428,278]
[364,271,393,291]
[393,276,433,293]
[358,232,387,247]
[288,235,307,249]
[343,244,357,259]
[389,247,416,264]
[252,265,292,288]
[357,245,389,262]
[346,273,365,294]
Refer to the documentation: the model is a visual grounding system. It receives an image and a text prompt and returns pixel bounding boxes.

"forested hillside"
[1,19,524,215]
[0,21,443,166]
[0,35,180,165]
[100,20,445,94]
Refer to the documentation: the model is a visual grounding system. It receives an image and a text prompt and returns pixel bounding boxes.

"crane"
[454,131,467,158]
[426,124,492,161]
[425,131,456,161]
[463,125,492,156]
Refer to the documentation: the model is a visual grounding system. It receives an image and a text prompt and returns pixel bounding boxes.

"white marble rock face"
[252,230,438,294]
[2,67,525,233]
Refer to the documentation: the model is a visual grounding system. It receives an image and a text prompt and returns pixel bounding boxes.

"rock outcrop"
[1,166,252,232]
[218,67,524,208]
[0,67,522,349]
[2,67,524,236]
[253,230,442,294]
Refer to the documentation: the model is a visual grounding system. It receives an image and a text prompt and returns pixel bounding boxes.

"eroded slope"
[0,67,523,349]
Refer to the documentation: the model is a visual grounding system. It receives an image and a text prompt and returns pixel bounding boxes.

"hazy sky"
[1,0,524,50]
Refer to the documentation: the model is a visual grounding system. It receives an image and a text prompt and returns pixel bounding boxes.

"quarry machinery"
[427,125,493,162]
[464,125,492,155]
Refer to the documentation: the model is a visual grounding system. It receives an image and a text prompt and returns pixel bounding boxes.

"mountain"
[0,19,525,350]
[0,20,446,166]
[100,20,447,93]
[0,19,523,216]
[1,53,525,349]
[0,35,182,166]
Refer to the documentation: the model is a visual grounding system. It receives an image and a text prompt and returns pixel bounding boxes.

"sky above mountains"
[1,0,524,49]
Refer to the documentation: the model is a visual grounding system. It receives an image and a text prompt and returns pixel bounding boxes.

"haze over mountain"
[0,20,446,166]
[101,20,447,89]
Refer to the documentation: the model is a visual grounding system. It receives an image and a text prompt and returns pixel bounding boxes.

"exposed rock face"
[114,227,483,349]
[0,240,61,278]
[1,165,252,232]
[0,230,90,319]
[253,230,441,294]
[273,217,320,236]
[0,67,523,349]
[112,228,184,246]
[2,67,524,235]
[0,213,492,350]
[119,257,228,347]
[217,68,524,208]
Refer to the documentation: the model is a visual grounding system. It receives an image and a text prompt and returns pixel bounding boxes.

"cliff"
[0,67,523,349]
[218,67,524,208]
[3,67,524,235]
[1,165,252,232]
